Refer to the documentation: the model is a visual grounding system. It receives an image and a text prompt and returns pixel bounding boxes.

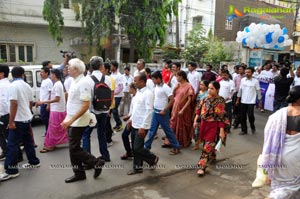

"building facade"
[0,0,96,65]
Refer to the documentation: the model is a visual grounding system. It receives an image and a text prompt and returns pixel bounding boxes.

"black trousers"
[131,128,157,171]
[0,114,9,154]
[240,103,255,133]
[68,127,98,176]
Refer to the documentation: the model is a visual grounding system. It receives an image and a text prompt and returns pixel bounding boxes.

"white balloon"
[274,24,280,30]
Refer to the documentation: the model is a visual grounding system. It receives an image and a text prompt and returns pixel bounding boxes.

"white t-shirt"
[170,76,178,92]
[111,71,124,97]
[154,83,172,110]
[259,70,274,82]
[50,81,66,112]
[85,70,112,114]
[9,79,33,121]
[188,70,200,94]
[294,76,300,86]
[65,74,91,127]
[0,78,10,116]
[64,76,73,93]
[219,79,235,103]
[238,77,261,104]
[40,78,53,101]
[122,74,133,93]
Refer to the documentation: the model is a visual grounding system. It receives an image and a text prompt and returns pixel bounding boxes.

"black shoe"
[239,131,247,135]
[65,175,86,183]
[83,164,93,170]
[251,129,256,134]
[98,156,111,162]
[94,159,105,178]
[0,153,5,161]
[161,144,171,148]
[127,169,143,175]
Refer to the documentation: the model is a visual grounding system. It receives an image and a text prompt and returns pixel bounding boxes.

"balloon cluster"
[236,23,293,49]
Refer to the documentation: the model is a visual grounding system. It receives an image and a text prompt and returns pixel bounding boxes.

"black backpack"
[90,75,112,111]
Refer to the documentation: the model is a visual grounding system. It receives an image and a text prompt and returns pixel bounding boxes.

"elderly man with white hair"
[61,58,105,183]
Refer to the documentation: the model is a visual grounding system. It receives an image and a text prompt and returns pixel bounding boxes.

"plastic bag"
[215,139,223,152]
[252,154,268,188]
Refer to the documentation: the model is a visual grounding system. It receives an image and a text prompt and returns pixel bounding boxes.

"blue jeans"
[95,113,110,161]
[121,124,133,154]
[4,122,40,174]
[273,99,288,112]
[112,97,122,126]
[145,109,180,150]
[82,126,94,153]
[40,104,49,134]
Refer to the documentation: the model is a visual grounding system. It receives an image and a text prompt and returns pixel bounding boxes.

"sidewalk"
[0,110,270,199]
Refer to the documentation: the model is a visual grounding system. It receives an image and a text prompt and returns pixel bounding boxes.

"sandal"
[197,169,206,177]
[169,148,180,155]
[120,153,133,160]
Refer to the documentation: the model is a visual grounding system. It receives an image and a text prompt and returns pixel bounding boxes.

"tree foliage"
[42,0,181,60]
[43,0,64,44]
[180,25,208,63]
[203,34,233,66]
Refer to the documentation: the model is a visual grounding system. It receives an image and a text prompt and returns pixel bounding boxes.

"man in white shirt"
[61,58,105,183]
[120,66,133,116]
[127,72,158,175]
[0,64,10,160]
[134,59,146,77]
[144,71,180,154]
[236,67,262,135]
[38,67,53,136]
[83,56,112,162]
[293,67,300,86]
[219,69,235,129]
[168,62,181,92]
[110,60,124,132]
[0,66,40,181]
[187,62,200,95]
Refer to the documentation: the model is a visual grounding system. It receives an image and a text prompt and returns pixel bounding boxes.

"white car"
[9,65,60,120]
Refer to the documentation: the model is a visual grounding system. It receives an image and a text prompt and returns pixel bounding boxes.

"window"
[63,0,70,9]
[0,43,34,63]
[24,71,33,87]
[225,19,233,30]
[36,70,42,87]
[0,45,7,61]
[193,16,203,28]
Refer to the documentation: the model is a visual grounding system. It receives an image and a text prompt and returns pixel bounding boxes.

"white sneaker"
[0,172,20,181]
[22,163,40,169]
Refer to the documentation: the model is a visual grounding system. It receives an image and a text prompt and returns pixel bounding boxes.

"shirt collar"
[74,74,84,83]
[92,70,102,75]
[138,86,147,93]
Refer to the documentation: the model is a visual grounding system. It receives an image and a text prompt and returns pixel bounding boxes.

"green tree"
[203,36,233,66]
[180,25,208,63]
[42,0,181,60]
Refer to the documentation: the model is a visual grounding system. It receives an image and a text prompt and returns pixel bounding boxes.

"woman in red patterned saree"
[193,81,229,176]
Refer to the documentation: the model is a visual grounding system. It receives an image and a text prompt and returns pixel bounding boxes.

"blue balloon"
[245,26,250,33]
[259,22,264,25]
[242,38,247,45]
[265,32,273,44]
[274,45,279,49]
[278,36,285,43]
[282,27,288,34]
